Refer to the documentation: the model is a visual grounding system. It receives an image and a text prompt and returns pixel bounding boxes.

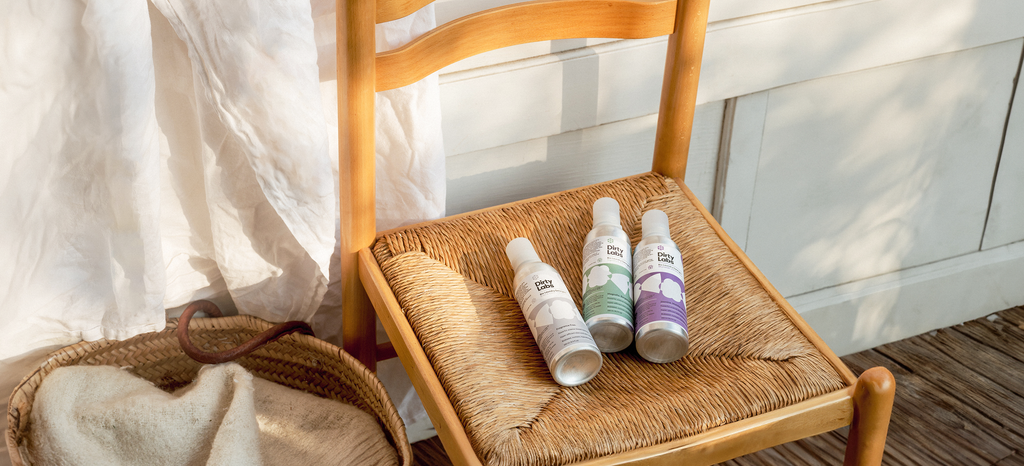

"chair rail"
[376,0,677,91]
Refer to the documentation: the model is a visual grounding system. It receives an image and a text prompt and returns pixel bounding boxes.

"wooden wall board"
[595,39,668,126]
[742,39,1021,297]
[699,0,1024,103]
[439,37,669,158]
[440,58,563,156]
[708,0,865,24]
[445,102,724,215]
[717,91,768,251]
[982,42,1024,250]
[435,0,1024,109]
[437,0,1024,161]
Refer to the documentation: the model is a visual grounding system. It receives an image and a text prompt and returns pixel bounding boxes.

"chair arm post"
[843,366,896,466]
[652,0,710,180]
[338,0,379,370]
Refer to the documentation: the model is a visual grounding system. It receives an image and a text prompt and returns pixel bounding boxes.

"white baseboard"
[790,240,1024,357]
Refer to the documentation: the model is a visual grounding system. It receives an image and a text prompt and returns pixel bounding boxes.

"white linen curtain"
[0,0,444,460]
[0,0,335,360]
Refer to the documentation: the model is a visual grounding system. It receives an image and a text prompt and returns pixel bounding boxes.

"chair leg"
[843,366,896,466]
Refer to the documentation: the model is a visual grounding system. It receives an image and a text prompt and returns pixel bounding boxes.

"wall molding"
[792,239,1024,356]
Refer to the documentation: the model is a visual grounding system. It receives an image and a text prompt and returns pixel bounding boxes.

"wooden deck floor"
[411,306,1024,465]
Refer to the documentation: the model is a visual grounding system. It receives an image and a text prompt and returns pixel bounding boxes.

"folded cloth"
[27,363,397,466]
[252,376,397,466]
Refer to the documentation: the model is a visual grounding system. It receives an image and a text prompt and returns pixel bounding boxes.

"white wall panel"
[700,0,1024,104]
[446,102,724,215]
[440,59,564,156]
[435,0,1024,109]
[440,38,669,157]
[982,49,1024,250]
[708,0,845,22]
[739,39,1021,297]
[595,40,667,125]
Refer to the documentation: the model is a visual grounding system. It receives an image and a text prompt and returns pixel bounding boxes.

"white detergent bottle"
[632,209,689,363]
[581,197,635,352]
[506,237,603,386]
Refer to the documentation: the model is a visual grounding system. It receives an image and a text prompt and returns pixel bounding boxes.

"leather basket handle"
[176,300,315,364]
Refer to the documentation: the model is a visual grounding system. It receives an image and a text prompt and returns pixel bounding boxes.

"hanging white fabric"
[373,9,447,232]
[1,0,447,458]
[0,0,167,359]
[0,0,334,361]
[150,0,335,322]
[1,0,338,462]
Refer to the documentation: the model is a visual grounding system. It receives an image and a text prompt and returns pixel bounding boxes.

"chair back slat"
[377,0,435,24]
[376,0,677,91]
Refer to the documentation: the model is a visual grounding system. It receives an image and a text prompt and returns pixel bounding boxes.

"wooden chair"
[336,0,896,464]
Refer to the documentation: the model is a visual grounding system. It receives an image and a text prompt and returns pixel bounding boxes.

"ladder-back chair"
[336,0,896,464]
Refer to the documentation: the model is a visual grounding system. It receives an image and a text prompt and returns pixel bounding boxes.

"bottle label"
[513,270,596,362]
[581,236,634,323]
[632,243,687,332]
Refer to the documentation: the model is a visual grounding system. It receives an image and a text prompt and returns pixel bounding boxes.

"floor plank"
[844,350,1016,463]
[875,338,1024,439]
[956,315,1024,366]
[411,436,449,466]
[995,453,1024,466]
[410,306,1024,465]
[927,326,1024,399]
[847,352,1007,464]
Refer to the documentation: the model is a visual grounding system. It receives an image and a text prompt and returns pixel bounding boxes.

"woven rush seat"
[371,172,848,466]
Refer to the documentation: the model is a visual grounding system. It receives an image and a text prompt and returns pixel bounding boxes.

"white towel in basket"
[27,364,397,466]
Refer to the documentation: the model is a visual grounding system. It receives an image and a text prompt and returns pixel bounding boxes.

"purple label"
[633,271,687,332]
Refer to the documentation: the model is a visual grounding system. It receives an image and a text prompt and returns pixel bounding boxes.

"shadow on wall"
[751,42,1018,296]
[744,22,1022,351]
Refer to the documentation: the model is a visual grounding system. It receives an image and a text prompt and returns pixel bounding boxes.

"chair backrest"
[336,0,711,368]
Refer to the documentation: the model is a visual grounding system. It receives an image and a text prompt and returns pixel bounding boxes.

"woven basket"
[5,315,413,466]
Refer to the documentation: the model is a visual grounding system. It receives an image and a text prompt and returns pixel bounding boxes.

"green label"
[581,235,633,322]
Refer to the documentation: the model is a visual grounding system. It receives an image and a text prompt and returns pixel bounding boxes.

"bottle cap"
[505,237,541,271]
[641,209,671,239]
[592,197,621,228]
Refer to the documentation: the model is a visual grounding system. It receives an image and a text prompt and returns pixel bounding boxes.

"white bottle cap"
[506,237,541,271]
[592,197,621,228]
[641,209,671,239]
